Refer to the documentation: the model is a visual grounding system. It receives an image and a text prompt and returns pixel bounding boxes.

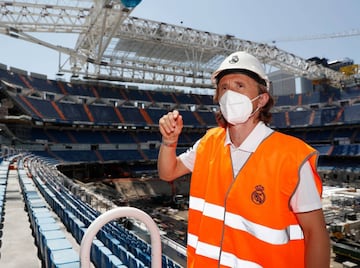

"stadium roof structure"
[0,0,355,89]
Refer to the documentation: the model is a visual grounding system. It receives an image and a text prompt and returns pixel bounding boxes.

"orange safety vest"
[187,127,322,268]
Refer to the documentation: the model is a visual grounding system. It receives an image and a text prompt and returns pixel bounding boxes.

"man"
[158,51,330,268]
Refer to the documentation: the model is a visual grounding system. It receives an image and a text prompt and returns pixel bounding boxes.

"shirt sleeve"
[290,160,322,213]
[178,139,200,172]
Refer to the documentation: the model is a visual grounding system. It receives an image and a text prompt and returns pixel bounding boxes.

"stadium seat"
[49,248,80,268]
[44,238,73,268]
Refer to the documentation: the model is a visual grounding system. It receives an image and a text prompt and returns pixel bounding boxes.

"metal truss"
[0,0,353,89]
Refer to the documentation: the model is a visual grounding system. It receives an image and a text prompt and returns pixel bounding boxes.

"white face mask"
[219,90,260,125]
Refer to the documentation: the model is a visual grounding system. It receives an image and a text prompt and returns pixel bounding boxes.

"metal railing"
[80,207,162,268]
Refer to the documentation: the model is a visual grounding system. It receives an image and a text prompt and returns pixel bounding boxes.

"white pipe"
[80,207,162,268]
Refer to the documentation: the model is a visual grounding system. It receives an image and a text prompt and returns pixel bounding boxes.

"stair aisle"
[0,168,41,267]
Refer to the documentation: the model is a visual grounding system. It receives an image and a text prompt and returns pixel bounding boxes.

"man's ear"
[258,93,269,108]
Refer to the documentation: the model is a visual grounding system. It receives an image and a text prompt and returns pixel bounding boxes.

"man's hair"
[214,83,274,127]
[257,84,273,125]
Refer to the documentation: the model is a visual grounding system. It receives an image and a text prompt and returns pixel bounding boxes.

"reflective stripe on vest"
[188,233,264,267]
[190,196,225,220]
[220,252,263,268]
[189,197,303,247]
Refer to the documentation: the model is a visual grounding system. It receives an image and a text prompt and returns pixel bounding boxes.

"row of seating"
[274,86,360,107]
[29,127,202,145]
[313,144,360,156]
[13,95,216,127]
[31,147,188,164]
[28,126,358,146]
[24,155,182,267]
[31,175,125,268]
[0,67,213,105]
[29,142,358,166]
[27,142,358,167]
[270,105,360,128]
[1,66,359,107]
[17,160,81,268]
[11,93,360,127]
[331,144,360,156]
[0,160,10,254]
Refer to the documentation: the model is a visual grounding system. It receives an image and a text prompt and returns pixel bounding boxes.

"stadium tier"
[0,65,359,165]
[0,64,359,267]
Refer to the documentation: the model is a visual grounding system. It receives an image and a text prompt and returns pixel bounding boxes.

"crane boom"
[269,29,360,43]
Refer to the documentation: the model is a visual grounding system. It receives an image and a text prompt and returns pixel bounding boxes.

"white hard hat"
[211,51,270,90]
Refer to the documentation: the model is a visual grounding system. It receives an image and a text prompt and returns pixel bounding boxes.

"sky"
[0,0,359,80]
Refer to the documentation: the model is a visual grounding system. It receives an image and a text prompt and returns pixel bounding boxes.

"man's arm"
[158,110,190,181]
[158,143,189,181]
[296,209,330,268]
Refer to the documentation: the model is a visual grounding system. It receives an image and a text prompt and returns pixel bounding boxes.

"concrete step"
[0,169,41,267]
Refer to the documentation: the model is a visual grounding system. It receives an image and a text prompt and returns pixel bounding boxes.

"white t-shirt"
[179,122,322,213]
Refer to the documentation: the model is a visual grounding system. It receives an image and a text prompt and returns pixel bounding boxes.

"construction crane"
[268,29,360,44]
[268,29,360,79]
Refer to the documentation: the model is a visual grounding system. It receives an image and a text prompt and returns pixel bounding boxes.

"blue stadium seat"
[344,105,360,123]
[320,107,342,124]
[49,248,80,268]
[107,254,124,268]
[40,230,66,259]
[114,244,128,265]
[149,91,174,103]
[288,110,312,126]
[88,105,121,125]
[275,94,298,107]
[100,246,115,267]
[270,112,287,128]
[90,239,105,267]
[44,238,73,268]
[118,106,147,125]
